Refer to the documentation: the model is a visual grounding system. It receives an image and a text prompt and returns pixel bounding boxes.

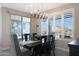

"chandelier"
[33,3,48,19]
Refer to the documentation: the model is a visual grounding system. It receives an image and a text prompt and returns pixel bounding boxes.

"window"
[11,15,30,40]
[22,17,30,34]
[41,17,47,35]
[54,15,62,38]
[48,17,54,34]
[64,11,72,38]
[47,10,73,39]
[11,15,22,39]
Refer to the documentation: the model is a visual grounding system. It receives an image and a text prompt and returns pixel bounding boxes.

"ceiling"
[0,3,69,14]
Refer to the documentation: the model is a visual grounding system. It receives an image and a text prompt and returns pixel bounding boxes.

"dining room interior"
[0,3,79,56]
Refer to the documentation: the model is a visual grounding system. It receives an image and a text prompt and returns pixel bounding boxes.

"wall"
[74,6,79,39]
[0,6,2,52]
[30,15,41,34]
[30,16,37,34]
[0,7,15,56]
[0,6,1,38]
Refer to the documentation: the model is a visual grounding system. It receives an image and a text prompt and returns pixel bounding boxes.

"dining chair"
[32,35,48,56]
[32,36,42,56]
[40,35,55,56]
[24,34,30,41]
[48,35,55,56]
[41,35,50,56]
[32,33,37,40]
[12,34,32,56]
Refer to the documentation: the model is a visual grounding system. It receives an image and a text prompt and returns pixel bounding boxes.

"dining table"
[19,40,42,48]
[19,40,42,55]
[19,35,55,56]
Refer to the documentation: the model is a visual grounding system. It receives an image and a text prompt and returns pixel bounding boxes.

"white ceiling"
[0,3,69,14]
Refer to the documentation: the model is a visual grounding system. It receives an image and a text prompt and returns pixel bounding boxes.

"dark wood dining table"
[19,35,45,47]
[19,35,53,48]
[19,35,55,56]
[19,40,42,48]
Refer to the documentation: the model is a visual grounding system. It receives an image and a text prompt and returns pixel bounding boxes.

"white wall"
[0,6,2,39]
[0,6,2,51]
[0,7,15,56]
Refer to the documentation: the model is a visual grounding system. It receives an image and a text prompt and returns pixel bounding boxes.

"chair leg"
[52,48,55,56]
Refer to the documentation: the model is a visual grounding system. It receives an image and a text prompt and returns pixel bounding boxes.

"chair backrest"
[24,34,30,41]
[32,33,37,40]
[41,35,47,44]
[33,33,37,36]
[48,35,55,55]
[12,34,22,56]
[48,35,55,42]
[48,35,55,48]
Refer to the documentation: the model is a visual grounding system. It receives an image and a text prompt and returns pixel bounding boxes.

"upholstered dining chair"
[24,34,30,41]
[48,35,55,56]
[12,34,32,56]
